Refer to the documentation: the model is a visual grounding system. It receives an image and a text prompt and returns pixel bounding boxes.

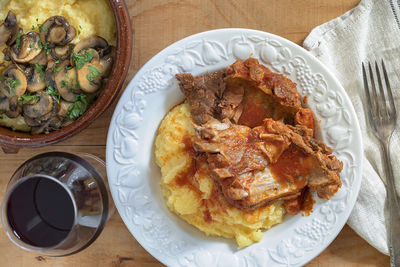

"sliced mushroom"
[22,91,53,119]
[66,67,80,93]
[72,37,114,91]
[49,116,62,129]
[31,115,62,134]
[31,117,58,134]
[0,96,9,114]
[46,57,56,69]
[37,107,54,121]
[47,56,69,71]
[99,46,115,77]
[0,11,20,46]
[54,66,79,102]
[5,95,21,118]
[57,100,72,117]
[77,61,103,93]
[73,36,108,54]
[0,65,27,97]
[24,115,41,127]
[29,49,48,66]
[70,47,100,68]
[10,32,42,63]
[29,101,59,134]
[40,16,76,48]
[51,44,73,61]
[2,46,11,61]
[26,66,46,92]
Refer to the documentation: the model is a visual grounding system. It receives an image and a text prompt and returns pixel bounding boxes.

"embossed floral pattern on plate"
[106,29,362,267]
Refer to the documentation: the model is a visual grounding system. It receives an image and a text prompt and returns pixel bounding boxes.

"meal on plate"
[155,58,343,248]
[0,0,116,134]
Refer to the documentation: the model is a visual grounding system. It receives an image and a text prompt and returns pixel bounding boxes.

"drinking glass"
[1,152,114,256]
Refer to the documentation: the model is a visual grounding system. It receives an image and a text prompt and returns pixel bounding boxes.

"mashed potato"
[155,103,285,248]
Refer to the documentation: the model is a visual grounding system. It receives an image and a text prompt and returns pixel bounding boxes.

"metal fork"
[362,60,399,266]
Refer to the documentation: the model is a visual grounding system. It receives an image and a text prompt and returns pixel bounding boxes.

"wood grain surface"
[0,0,390,266]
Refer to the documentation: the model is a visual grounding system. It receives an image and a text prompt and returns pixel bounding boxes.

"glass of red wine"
[0,152,114,256]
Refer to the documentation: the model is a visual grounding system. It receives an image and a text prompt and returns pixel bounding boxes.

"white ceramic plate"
[106,29,362,267]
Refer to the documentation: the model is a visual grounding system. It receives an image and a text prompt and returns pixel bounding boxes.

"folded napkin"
[303,0,400,255]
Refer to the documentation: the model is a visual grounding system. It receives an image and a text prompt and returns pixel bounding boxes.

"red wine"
[6,176,75,248]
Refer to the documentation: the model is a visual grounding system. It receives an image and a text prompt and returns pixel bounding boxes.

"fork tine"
[362,63,373,110]
[368,62,379,118]
[375,61,387,118]
[381,60,397,118]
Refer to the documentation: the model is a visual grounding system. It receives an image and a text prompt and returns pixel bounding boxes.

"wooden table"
[0,0,390,266]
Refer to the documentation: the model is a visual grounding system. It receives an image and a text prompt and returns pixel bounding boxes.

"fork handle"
[382,141,400,267]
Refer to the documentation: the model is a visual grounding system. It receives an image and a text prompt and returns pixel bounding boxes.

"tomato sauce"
[301,189,315,216]
[238,86,272,127]
[203,210,212,223]
[269,145,310,188]
[174,136,200,194]
[295,108,314,133]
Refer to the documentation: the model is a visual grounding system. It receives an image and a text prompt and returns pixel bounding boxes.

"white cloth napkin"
[303,0,400,255]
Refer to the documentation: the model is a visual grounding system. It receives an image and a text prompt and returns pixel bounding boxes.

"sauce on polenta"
[155,103,285,248]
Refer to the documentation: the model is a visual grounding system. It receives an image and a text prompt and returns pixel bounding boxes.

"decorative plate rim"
[106,28,363,267]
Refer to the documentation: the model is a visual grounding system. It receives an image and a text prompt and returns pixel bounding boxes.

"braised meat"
[225,58,313,128]
[175,58,343,214]
[192,118,342,210]
[176,70,244,125]
[177,58,315,130]
[193,119,270,179]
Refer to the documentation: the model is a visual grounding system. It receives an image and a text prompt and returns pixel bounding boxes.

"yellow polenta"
[155,103,286,248]
[0,0,116,66]
[0,0,116,131]
[0,0,116,46]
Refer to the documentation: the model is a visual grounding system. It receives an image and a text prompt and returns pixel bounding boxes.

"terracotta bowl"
[0,0,133,153]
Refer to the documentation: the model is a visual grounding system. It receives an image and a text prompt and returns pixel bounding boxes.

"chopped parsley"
[86,65,101,83]
[4,78,20,94]
[34,63,45,79]
[60,78,78,92]
[38,24,48,32]
[33,19,48,33]
[45,85,61,103]
[54,66,63,73]
[16,32,22,49]
[72,49,94,70]
[18,93,39,104]
[78,25,82,35]
[51,60,62,73]
[38,40,51,54]
[67,94,88,120]
[60,80,68,88]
